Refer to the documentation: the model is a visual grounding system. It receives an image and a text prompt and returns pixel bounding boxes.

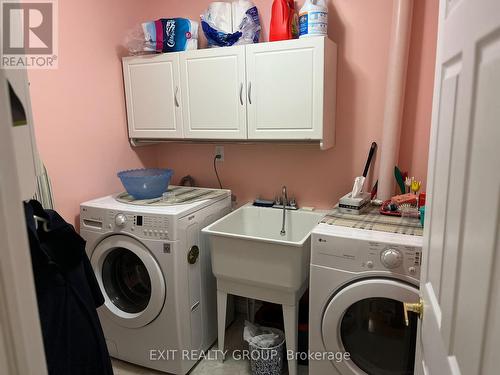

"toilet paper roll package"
[126,18,198,54]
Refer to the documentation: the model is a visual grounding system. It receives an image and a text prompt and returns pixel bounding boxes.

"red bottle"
[270,0,297,41]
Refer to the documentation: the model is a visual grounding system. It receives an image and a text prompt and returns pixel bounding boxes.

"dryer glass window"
[102,248,152,313]
[340,297,417,375]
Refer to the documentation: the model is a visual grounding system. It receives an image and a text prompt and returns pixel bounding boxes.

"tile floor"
[112,317,308,375]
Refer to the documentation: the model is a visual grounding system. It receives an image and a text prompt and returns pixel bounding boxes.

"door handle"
[174,86,180,107]
[403,298,423,326]
[239,83,244,105]
[248,82,252,105]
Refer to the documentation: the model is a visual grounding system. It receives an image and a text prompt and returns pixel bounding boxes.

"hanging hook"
[33,215,50,232]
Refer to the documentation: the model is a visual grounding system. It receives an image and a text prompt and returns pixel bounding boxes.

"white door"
[123,53,183,139]
[180,46,247,139]
[415,0,500,374]
[245,37,329,140]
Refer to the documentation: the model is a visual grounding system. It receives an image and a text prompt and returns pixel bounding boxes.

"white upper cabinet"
[122,37,337,148]
[179,46,247,139]
[123,53,183,139]
[246,37,336,147]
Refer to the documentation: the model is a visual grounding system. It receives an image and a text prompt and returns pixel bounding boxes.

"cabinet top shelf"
[122,36,336,62]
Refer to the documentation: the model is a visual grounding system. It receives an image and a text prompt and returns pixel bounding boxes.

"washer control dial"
[115,213,127,227]
[381,248,403,269]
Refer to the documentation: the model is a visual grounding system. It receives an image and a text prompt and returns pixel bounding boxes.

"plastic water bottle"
[299,0,328,38]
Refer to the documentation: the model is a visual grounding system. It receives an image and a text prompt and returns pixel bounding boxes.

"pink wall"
[399,0,439,183]
[29,0,166,225]
[29,0,439,224]
[154,0,439,208]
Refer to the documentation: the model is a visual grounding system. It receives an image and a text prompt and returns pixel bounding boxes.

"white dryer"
[309,224,423,375]
[80,187,231,374]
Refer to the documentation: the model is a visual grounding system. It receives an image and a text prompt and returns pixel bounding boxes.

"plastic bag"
[201,1,261,47]
[125,18,199,55]
[243,321,283,348]
[201,23,242,48]
[125,25,155,55]
[237,4,260,44]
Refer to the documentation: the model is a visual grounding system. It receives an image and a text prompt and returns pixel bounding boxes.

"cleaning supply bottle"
[289,0,299,39]
[270,0,293,41]
[299,0,328,38]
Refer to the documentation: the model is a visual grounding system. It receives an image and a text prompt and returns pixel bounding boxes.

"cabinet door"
[180,46,247,139]
[123,54,183,139]
[246,38,325,140]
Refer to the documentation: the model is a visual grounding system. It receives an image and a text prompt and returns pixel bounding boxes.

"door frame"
[0,70,48,373]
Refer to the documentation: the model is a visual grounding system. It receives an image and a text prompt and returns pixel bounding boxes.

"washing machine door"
[322,278,419,375]
[90,234,166,328]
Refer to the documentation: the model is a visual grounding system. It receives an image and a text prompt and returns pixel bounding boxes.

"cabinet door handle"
[239,83,244,105]
[174,86,180,107]
[248,82,252,105]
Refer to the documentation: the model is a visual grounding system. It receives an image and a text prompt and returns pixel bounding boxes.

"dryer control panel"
[80,206,173,240]
[312,224,423,280]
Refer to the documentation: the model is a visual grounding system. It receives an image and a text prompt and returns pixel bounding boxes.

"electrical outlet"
[215,145,224,161]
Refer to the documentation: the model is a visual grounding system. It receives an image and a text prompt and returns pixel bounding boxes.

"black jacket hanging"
[24,200,113,375]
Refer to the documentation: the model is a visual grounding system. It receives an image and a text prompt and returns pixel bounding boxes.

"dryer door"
[91,235,166,328]
[322,278,419,375]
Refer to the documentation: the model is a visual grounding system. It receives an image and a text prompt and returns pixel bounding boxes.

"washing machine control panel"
[312,229,422,279]
[380,248,403,268]
[364,242,420,277]
[80,206,173,240]
[114,213,127,227]
[110,211,171,239]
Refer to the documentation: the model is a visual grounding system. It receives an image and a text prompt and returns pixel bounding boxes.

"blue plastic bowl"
[117,168,173,199]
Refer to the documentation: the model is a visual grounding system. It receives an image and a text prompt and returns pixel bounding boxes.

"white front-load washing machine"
[80,187,231,374]
[309,223,423,375]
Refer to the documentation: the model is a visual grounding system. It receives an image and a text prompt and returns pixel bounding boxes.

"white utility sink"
[203,204,325,295]
[202,203,326,375]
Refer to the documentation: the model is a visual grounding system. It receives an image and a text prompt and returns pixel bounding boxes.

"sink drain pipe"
[378,0,414,201]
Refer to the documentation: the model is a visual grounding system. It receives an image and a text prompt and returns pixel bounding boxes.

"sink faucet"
[280,185,288,236]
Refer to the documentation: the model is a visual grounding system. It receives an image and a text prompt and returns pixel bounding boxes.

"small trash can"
[249,328,285,375]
